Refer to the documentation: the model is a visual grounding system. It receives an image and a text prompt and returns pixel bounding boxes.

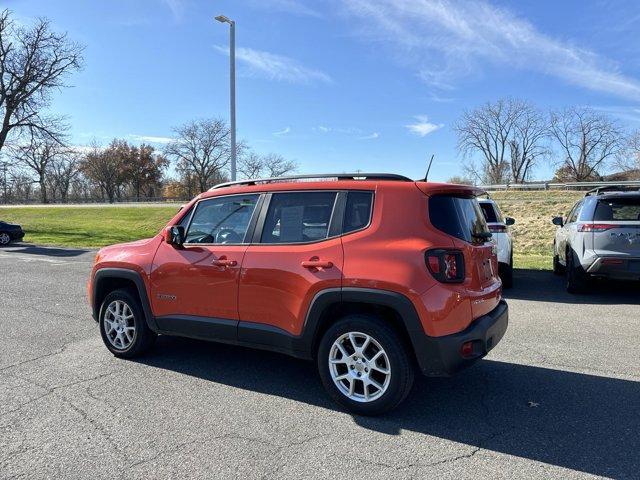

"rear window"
[261,191,337,243]
[479,203,498,223]
[429,195,490,243]
[594,197,640,221]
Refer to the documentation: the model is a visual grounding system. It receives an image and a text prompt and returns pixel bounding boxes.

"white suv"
[478,198,515,288]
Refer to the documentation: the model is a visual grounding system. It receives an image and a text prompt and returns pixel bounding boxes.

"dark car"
[0,221,25,246]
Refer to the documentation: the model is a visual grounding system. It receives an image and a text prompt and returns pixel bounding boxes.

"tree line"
[453,98,640,185]
[0,10,296,204]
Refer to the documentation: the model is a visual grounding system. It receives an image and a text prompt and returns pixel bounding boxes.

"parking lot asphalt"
[1,245,639,480]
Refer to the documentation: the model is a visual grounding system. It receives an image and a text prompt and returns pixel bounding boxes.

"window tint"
[343,191,373,234]
[185,194,259,244]
[479,203,498,223]
[429,195,490,243]
[594,197,640,221]
[261,192,337,244]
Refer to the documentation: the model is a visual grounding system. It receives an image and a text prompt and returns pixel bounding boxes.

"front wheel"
[317,314,414,416]
[99,289,157,358]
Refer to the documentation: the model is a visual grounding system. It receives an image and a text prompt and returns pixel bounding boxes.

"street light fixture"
[215,14,237,181]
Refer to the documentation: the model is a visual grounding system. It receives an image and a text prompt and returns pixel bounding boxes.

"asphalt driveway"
[1,245,639,479]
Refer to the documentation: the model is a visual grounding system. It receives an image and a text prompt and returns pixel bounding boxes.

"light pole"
[215,14,237,181]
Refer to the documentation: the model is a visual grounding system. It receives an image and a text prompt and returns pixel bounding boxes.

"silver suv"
[552,187,640,293]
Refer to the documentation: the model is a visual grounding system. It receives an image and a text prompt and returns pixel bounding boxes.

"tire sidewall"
[317,315,413,416]
[99,289,150,358]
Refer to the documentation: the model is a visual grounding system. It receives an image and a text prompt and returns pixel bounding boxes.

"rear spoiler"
[415,181,486,197]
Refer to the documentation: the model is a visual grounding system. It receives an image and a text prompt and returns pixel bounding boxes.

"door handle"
[301,257,334,269]
[212,256,238,267]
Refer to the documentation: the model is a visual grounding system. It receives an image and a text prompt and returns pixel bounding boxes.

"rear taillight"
[425,249,465,283]
[578,223,617,232]
[488,224,507,233]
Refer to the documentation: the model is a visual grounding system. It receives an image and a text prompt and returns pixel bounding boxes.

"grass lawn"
[1,190,583,269]
[0,206,180,248]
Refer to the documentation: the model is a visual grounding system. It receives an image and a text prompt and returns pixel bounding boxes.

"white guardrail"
[480,180,640,191]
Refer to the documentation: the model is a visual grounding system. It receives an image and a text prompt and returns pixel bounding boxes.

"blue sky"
[6,0,640,181]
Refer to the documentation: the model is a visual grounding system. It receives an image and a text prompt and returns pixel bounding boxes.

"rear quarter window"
[429,195,490,244]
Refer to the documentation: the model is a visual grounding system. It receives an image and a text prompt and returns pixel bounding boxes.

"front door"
[238,191,343,337]
[150,193,261,339]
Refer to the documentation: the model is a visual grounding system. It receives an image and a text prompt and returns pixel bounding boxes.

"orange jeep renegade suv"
[88,173,508,415]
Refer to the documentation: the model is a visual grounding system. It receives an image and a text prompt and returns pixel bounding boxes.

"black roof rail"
[585,185,640,196]
[209,173,414,190]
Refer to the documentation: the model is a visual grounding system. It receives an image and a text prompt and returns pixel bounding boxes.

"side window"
[178,206,194,228]
[185,194,259,244]
[568,201,583,223]
[343,191,373,234]
[261,191,337,244]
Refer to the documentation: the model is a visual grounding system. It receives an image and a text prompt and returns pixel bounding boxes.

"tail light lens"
[578,223,617,232]
[488,224,506,233]
[425,249,465,283]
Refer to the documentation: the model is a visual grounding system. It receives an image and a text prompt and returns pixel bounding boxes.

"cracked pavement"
[1,245,639,479]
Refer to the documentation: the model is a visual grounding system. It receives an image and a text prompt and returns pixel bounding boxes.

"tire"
[552,243,565,276]
[500,252,513,289]
[99,289,156,358]
[317,314,414,416]
[0,232,11,246]
[566,249,588,294]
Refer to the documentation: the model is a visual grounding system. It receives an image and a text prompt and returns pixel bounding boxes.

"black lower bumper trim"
[415,300,509,376]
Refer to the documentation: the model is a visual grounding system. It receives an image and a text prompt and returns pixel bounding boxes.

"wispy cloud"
[215,46,332,85]
[247,0,322,18]
[359,132,380,140]
[342,0,640,101]
[161,0,185,21]
[405,115,443,137]
[273,126,291,136]
[129,134,174,144]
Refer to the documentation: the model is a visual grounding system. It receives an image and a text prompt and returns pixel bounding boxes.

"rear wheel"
[500,251,513,289]
[0,232,11,246]
[317,314,414,416]
[566,249,588,294]
[99,289,156,358]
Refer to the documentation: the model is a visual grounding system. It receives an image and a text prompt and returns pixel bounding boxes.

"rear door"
[238,190,344,337]
[591,196,640,258]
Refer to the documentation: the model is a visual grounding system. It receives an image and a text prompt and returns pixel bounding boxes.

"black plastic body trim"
[92,268,158,331]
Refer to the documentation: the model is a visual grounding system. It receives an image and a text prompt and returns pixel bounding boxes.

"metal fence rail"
[480,180,640,191]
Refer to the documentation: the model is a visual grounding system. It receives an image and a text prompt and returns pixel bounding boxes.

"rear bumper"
[414,300,509,376]
[586,256,640,281]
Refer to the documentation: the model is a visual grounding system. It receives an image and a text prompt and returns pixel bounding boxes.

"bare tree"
[48,151,80,203]
[0,10,83,153]
[164,119,230,192]
[238,150,297,179]
[455,98,548,184]
[9,131,66,203]
[549,107,624,182]
[615,129,640,175]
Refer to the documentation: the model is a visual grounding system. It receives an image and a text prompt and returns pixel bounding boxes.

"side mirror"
[552,216,564,227]
[165,225,185,246]
[505,217,515,226]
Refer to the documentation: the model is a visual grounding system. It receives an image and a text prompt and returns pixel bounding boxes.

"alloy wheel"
[0,233,10,245]
[103,300,136,350]
[328,331,391,403]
